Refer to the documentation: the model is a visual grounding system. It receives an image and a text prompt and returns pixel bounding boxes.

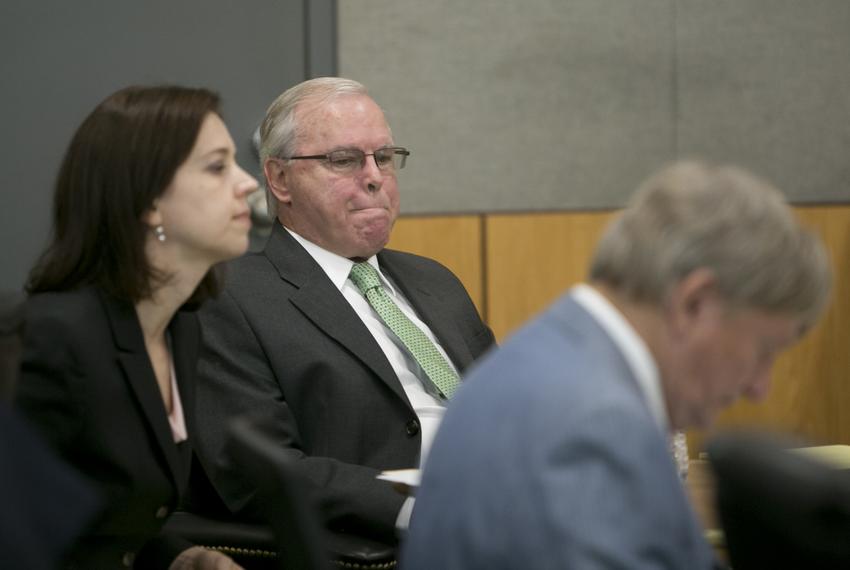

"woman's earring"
[154,225,166,242]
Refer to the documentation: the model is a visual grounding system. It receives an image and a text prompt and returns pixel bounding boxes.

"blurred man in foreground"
[402,160,832,570]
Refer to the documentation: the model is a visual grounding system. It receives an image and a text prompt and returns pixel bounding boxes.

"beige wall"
[388,205,850,453]
[341,1,850,214]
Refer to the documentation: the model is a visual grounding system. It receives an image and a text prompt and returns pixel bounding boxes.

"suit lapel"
[265,224,411,405]
[167,310,198,494]
[379,252,475,373]
[99,290,185,493]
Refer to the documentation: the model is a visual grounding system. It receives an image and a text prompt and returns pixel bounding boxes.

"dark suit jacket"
[16,286,196,569]
[194,222,495,541]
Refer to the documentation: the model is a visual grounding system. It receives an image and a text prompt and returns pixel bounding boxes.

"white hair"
[590,160,831,326]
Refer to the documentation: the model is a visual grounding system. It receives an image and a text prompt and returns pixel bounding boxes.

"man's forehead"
[296,95,391,147]
[297,93,383,123]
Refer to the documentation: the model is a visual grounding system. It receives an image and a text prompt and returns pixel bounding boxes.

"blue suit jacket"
[402,292,715,570]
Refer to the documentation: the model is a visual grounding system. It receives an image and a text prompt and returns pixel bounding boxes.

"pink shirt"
[166,337,187,443]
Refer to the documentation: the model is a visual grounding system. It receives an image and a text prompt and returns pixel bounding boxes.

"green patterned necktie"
[349,262,460,399]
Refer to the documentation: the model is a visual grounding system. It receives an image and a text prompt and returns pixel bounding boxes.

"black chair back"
[708,432,850,570]
[227,416,332,570]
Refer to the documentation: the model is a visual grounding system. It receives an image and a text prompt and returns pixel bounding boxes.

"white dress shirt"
[287,230,458,529]
[285,229,453,465]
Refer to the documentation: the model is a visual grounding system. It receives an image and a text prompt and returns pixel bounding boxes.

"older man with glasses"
[192,77,495,546]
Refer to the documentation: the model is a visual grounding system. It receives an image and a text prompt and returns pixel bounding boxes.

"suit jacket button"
[155,505,169,519]
[406,419,420,437]
[122,552,135,567]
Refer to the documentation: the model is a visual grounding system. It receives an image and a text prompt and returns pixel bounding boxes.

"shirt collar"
[285,227,396,295]
[571,283,669,431]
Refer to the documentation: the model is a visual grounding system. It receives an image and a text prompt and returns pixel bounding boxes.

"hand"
[169,546,245,570]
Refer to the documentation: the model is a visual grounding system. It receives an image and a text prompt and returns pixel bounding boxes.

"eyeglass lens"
[327,148,407,172]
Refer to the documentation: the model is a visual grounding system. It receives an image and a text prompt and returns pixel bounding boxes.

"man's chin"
[347,235,391,259]
[354,224,393,252]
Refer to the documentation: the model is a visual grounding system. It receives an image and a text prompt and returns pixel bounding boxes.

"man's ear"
[264,158,292,206]
[667,268,720,332]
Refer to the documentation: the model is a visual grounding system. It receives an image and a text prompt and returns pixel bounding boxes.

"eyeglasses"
[287,146,410,174]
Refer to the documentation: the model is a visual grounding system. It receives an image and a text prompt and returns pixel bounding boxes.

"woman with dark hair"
[16,85,256,569]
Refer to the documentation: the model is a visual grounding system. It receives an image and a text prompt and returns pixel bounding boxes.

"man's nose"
[360,155,384,190]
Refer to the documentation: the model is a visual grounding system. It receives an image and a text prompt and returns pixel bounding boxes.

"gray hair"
[259,77,370,217]
[590,160,831,327]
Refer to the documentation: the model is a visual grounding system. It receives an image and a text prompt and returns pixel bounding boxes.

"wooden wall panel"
[486,207,850,454]
[485,211,617,341]
[395,207,850,452]
[386,215,485,314]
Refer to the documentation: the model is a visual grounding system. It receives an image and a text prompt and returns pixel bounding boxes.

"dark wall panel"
[0,0,308,291]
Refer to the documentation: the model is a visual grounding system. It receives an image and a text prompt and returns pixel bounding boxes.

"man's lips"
[351,205,388,212]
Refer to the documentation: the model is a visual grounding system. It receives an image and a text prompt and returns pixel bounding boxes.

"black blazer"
[194,222,496,542]
[16,286,196,569]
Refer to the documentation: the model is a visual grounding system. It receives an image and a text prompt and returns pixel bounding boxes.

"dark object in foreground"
[167,416,397,569]
[708,432,850,570]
